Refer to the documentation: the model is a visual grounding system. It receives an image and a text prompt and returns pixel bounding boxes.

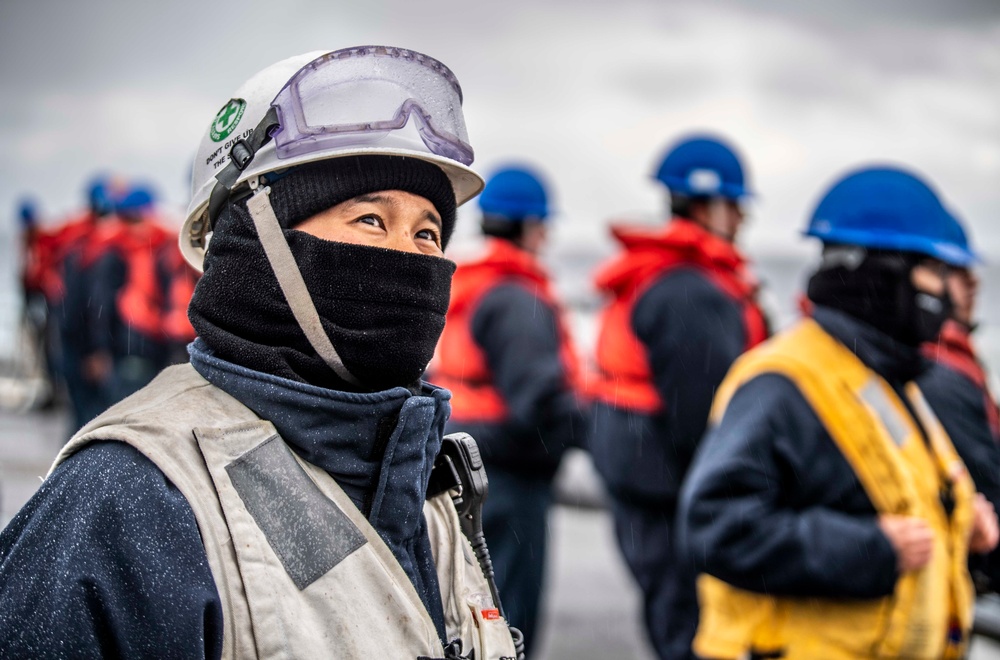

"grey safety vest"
[53,364,517,659]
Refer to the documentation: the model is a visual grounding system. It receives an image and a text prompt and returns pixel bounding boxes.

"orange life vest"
[160,245,199,344]
[434,239,581,423]
[590,219,768,413]
[923,320,1000,441]
[90,217,174,342]
[43,212,99,303]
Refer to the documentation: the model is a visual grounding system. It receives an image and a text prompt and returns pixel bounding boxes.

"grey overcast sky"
[1,0,998,257]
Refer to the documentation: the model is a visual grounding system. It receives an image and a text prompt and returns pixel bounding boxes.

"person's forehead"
[347,190,434,206]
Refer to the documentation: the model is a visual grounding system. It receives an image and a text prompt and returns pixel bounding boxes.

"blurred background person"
[18,197,49,329]
[86,184,173,406]
[918,216,1000,594]
[680,165,997,660]
[587,134,768,659]
[433,165,588,655]
[51,176,125,432]
[14,197,57,404]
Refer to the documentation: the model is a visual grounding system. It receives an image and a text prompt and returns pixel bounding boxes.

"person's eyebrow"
[422,210,442,230]
[350,193,441,229]
[352,193,398,207]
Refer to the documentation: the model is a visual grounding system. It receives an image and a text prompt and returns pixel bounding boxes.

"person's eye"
[354,214,382,228]
[416,227,440,245]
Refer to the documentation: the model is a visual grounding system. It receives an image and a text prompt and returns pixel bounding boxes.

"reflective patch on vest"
[907,387,938,431]
[226,435,367,590]
[859,379,909,447]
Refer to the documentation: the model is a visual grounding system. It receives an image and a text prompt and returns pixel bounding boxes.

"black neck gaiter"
[806,248,952,348]
[189,201,455,392]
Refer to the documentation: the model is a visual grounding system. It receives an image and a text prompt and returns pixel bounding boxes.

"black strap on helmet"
[205,106,281,228]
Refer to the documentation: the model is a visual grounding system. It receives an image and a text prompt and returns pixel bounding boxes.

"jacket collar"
[596,218,756,295]
[927,319,975,358]
[812,305,928,385]
[449,238,552,313]
[188,338,451,544]
[922,320,987,388]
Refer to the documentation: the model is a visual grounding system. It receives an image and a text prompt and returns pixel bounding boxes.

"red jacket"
[434,239,581,422]
[21,227,60,298]
[923,320,1000,441]
[590,219,768,413]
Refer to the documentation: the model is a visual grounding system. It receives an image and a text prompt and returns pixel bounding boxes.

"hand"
[969,493,1000,554]
[878,515,933,572]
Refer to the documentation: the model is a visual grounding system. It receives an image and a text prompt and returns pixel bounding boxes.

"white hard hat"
[182,46,485,271]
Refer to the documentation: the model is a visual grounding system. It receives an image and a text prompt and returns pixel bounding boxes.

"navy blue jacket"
[590,268,748,505]
[56,247,94,354]
[445,283,586,479]
[0,340,452,656]
[919,356,1000,590]
[919,360,1000,518]
[678,307,917,599]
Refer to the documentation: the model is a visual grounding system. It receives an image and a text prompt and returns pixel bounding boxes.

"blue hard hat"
[805,165,976,267]
[478,166,550,221]
[17,197,38,228]
[939,207,980,266]
[86,175,112,215]
[654,134,751,200]
[115,184,157,216]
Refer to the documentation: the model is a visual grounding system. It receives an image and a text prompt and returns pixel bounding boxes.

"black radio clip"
[428,433,526,660]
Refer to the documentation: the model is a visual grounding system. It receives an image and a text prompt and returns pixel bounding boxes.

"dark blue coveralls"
[56,240,106,431]
[589,266,753,660]
[444,282,587,655]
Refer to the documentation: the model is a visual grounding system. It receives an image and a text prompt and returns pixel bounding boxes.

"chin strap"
[245,185,361,386]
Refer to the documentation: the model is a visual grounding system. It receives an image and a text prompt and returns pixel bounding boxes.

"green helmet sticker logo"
[210,98,246,142]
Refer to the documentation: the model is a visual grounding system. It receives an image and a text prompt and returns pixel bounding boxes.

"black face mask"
[910,287,953,346]
[288,231,455,390]
[807,248,952,347]
[190,201,455,392]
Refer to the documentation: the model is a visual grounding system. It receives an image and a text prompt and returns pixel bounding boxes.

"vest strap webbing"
[245,188,360,386]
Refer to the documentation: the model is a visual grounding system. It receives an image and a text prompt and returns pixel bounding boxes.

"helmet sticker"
[210,98,247,142]
[687,168,722,194]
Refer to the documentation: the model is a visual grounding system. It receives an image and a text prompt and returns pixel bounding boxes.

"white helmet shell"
[182,50,484,271]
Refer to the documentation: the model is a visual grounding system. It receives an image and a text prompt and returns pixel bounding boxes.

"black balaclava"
[189,155,458,392]
[806,245,953,348]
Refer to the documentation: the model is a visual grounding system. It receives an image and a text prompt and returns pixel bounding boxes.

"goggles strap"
[206,106,282,227]
[245,186,362,386]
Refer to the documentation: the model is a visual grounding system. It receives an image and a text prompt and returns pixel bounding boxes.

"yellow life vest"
[693,319,975,660]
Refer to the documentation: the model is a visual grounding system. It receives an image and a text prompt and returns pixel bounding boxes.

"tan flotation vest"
[52,364,517,660]
[693,319,975,660]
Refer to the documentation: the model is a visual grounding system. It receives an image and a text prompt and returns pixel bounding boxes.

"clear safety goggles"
[270,45,474,165]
